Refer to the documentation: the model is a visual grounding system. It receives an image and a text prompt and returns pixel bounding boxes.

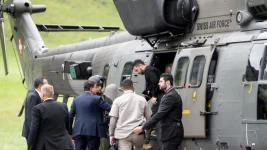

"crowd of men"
[22,59,183,150]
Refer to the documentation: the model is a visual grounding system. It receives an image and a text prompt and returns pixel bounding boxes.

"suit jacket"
[69,92,111,138]
[143,88,184,142]
[27,99,74,150]
[22,90,41,138]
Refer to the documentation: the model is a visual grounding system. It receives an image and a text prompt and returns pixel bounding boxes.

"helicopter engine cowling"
[113,0,199,36]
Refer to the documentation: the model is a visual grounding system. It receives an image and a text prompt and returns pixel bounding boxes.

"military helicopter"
[1,0,267,149]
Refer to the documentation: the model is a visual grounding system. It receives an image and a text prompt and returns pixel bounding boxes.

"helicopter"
[1,0,267,149]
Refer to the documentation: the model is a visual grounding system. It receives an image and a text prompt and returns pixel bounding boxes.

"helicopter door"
[173,46,215,138]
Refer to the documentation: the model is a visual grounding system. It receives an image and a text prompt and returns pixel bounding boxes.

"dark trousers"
[26,137,30,150]
[162,136,182,150]
[147,93,164,142]
[74,135,100,150]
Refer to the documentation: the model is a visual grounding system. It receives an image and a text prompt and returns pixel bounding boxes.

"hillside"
[0,0,123,149]
[33,0,124,48]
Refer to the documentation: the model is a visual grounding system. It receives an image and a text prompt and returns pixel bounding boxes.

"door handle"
[200,110,218,116]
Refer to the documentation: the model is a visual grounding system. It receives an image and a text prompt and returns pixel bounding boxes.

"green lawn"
[0,0,122,149]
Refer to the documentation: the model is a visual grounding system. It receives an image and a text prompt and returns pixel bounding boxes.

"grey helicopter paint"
[1,0,267,149]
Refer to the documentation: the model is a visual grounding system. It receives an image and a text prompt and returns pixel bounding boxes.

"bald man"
[28,84,74,150]
[22,77,48,144]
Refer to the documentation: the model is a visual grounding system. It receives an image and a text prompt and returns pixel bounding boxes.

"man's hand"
[110,136,115,146]
[151,97,157,104]
[69,135,74,143]
[144,94,151,99]
[133,126,143,134]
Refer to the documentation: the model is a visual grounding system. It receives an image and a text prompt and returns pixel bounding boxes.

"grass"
[0,0,123,149]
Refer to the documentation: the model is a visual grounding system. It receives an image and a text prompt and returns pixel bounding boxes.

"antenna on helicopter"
[0,0,8,75]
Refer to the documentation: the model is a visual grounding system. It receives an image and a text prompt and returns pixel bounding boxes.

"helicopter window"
[206,52,218,101]
[101,64,110,88]
[174,57,189,88]
[257,84,267,120]
[121,62,133,84]
[245,45,264,81]
[263,64,267,80]
[190,55,206,87]
[261,49,267,80]
[103,64,110,79]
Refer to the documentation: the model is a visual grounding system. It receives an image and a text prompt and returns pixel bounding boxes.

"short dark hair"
[160,73,173,86]
[132,59,145,68]
[165,63,172,68]
[34,77,46,89]
[84,81,95,91]
[121,79,133,89]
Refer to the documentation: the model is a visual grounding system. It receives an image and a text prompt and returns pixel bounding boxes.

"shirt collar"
[123,90,134,94]
[85,91,93,94]
[35,89,41,98]
[166,87,174,93]
[43,98,54,102]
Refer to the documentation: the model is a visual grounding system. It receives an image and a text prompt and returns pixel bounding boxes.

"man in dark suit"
[88,75,113,150]
[133,73,184,150]
[22,77,48,144]
[27,84,74,150]
[69,80,111,150]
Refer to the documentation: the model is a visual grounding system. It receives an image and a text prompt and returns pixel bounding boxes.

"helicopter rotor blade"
[0,19,8,75]
[0,1,8,75]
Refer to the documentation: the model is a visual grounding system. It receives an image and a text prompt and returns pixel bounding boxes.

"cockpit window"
[190,55,206,87]
[245,44,264,81]
[174,57,189,87]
